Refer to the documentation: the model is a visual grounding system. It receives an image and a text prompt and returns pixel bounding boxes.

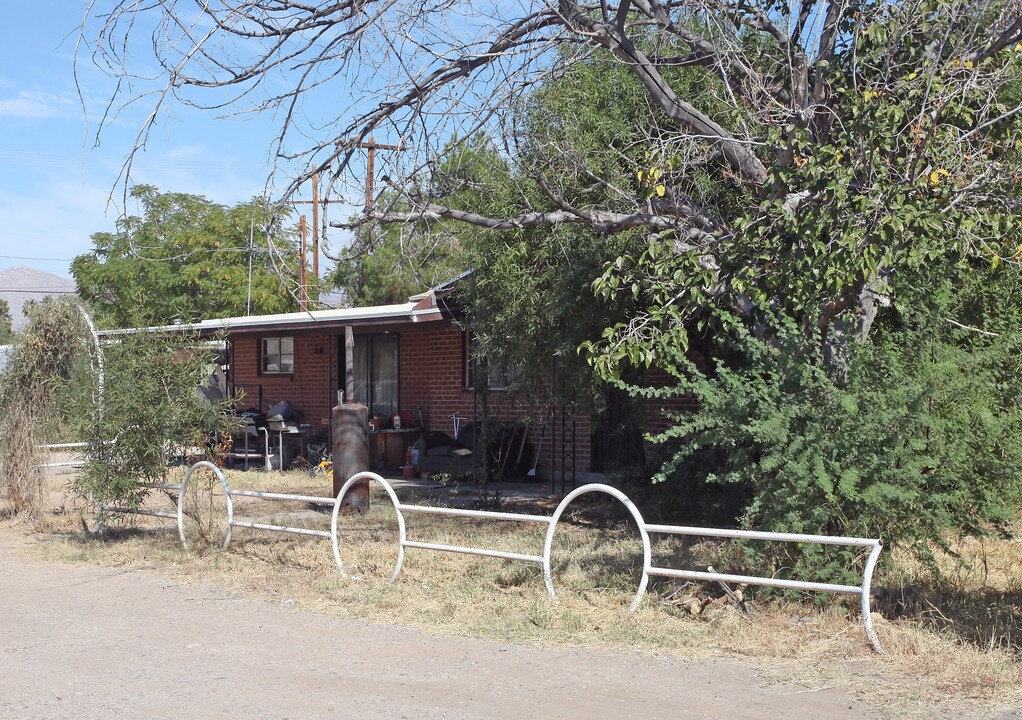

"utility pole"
[299,215,309,311]
[311,170,320,281]
[246,220,254,316]
[293,169,346,303]
[358,136,400,209]
[292,140,399,301]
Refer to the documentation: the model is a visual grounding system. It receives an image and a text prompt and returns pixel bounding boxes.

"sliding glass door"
[349,333,399,416]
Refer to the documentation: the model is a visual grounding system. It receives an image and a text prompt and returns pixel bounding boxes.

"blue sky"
[0,1,540,286]
[0,2,328,280]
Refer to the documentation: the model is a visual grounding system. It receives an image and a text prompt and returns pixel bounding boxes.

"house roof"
[96,283,454,339]
[0,266,77,333]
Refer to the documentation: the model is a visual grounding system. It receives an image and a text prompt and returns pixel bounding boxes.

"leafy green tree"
[72,186,307,328]
[586,3,1022,375]
[331,194,468,307]
[89,0,1022,567]
[0,298,12,344]
[465,42,1022,565]
[460,56,672,410]
[331,134,521,306]
[646,317,1021,574]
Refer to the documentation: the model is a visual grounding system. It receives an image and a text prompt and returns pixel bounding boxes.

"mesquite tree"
[82,0,1022,360]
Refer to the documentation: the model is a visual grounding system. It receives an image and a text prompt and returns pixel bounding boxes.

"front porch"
[212,294,593,483]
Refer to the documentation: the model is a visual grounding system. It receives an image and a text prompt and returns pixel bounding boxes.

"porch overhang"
[96,291,450,339]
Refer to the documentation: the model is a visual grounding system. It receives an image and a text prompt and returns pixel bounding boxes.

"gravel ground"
[0,529,878,720]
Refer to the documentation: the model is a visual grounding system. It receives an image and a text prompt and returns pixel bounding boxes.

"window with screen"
[260,336,294,374]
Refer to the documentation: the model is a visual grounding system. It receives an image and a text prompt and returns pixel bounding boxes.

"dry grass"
[6,466,1022,718]
[0,401,46,521]
[878,529,1022,667]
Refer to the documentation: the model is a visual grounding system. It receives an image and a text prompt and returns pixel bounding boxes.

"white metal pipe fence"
[330,474,884,653]
[87,463,887,653]
[37,439,118,468]
[37,441,89,468]
[638,522,884,648]
[92,463,191,535]
[178,461,349,551]
[330,471,556,583]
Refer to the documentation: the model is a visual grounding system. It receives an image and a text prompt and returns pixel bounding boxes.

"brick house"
[111,278,692,482]
[102,280,580,480]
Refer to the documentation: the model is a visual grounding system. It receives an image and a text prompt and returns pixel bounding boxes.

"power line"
[0,149,270,172]
[0,289,77,294]
[3,231,87,238]
[0,254,74,262]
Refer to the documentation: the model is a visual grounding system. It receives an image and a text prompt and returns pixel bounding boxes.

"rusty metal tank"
[331,402,369,513]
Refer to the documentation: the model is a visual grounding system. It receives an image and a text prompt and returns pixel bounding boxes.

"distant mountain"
[0,265,77,332]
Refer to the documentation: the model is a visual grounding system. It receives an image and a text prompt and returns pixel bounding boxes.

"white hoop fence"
[331,472,885,653]
[177,460,336,552]
[100,463,886,654]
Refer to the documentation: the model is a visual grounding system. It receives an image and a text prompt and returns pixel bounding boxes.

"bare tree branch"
[80,0,1022,347]
[558,0,770,184]
[336,196,719,246]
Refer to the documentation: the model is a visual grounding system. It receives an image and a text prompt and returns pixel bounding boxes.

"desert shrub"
[640,314,1022,584]
[0,298,90,519]
[71,329,234,509]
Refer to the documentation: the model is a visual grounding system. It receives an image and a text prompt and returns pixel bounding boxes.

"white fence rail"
[177,461,342,550]
[37,439,120,468]
[333,473,885,653]
[37,441,89,468]
[103,463,887,653]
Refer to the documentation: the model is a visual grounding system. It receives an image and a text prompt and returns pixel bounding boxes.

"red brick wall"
[640,366,700,438]
[400,326,593,477]
[230,333,336,430]
[227,323,708,478]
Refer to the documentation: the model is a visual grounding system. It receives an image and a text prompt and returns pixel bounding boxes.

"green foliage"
[639,291,1022,580]
[331,135,501,306]
[331,206,466,307]
[523,47,744,218]
[734,5,1022,324]
[71,330,234,508]
[590,0,1022,371]
[463,55,691,407]
[0,298,12,344]
[72,185,306,328]
[576,5,1022,583]
[465,223,641,409]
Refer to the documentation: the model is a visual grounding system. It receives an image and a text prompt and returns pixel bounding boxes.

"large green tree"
[583,4,1022,375]
[72,186,306,328]
[331,134,527,307]
[639,258,1022,574]
[330,195,469,308]
[458,55,681,409]
[86,0,1022,351]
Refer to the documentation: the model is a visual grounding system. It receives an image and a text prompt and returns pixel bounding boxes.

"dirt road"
[0,531,874,720]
